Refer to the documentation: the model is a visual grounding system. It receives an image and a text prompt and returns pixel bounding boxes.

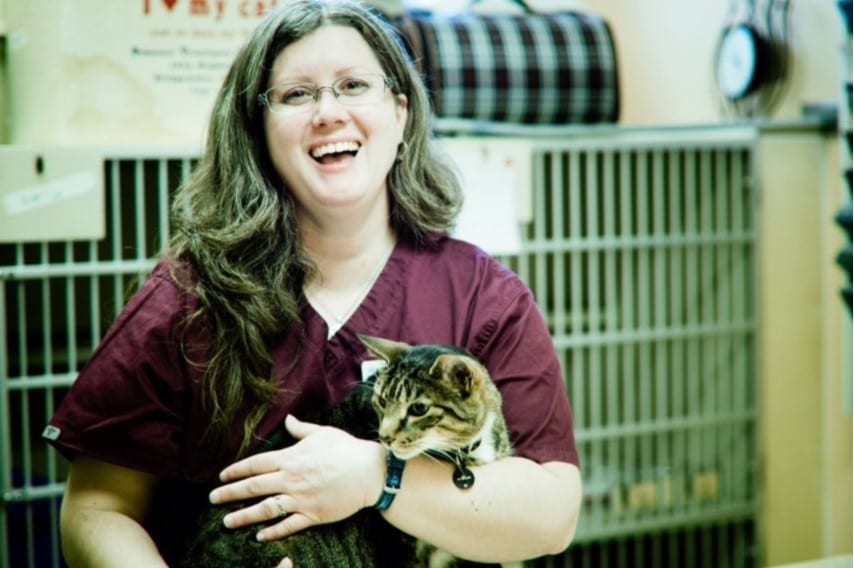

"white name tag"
[361,359,387,381]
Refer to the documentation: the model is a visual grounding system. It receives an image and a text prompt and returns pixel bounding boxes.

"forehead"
[268,24,384,84]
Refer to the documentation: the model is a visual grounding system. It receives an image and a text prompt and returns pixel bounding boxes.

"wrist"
[373,450,406,511]
[363,441,387,509]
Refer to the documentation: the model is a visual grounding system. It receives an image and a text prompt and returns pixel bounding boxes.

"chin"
[390,445,421,461]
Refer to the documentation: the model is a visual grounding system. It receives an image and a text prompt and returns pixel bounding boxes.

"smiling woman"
[261,24,407,227]
[43,1,581,566]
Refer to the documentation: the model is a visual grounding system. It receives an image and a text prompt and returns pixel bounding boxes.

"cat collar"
[425,439,482,490]
[373,450,406,511]
[452,439,481,489]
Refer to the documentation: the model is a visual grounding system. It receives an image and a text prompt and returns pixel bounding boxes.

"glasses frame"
[258,73,395,114]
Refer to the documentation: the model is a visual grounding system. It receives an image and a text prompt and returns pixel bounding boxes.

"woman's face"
[263,25,408,227]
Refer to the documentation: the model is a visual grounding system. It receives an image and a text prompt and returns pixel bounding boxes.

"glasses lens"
[262,74,388,114]
[333,74,386,105]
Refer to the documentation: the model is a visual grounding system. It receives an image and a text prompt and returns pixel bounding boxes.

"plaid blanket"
[393,11,620,124]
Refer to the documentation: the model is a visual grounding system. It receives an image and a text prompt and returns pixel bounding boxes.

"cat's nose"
[379,434,394,446]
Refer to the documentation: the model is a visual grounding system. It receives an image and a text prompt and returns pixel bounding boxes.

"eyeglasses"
[258,73,394,115]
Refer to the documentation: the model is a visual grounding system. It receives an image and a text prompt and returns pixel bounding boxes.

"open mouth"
[310,141,360,165]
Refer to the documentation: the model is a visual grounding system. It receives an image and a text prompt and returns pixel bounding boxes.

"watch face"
[717,24,759,99]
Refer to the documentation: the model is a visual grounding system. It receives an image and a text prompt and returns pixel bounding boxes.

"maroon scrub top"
[45,234,579,483]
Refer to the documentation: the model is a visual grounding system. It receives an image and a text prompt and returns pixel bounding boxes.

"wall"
[3,0,275,147]
[757,129,851,566]
[583,1,843,126]
[0,1,846,141]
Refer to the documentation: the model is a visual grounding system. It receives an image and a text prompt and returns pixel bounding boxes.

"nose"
[311,88,349,127]
[378,419,397,446]
[315,85,339,101]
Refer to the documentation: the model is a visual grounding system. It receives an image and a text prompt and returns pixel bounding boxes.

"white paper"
[441,138,531,256]
[4,171,96,216]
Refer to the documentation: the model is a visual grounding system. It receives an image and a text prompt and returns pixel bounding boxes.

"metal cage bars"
[0,128,759,567]
[497,129,758,565]
[1,156,195,568]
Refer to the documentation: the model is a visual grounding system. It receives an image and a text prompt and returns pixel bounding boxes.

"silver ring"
[275,495,287,518]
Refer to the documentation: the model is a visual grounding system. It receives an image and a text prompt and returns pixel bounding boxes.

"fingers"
[210,419,366,539]
[220,491,320,541]
[258,512,316,542]
[218,416,324,482]
[210,469,287,504]
[284,415,323,440]
[275,558,294,568]
[273,494,288,518]
[218,449,283,483]
[222,493,297,529]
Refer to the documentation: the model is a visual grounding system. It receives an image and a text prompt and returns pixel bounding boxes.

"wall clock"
[716,23,768,100]
[714,0,790,117]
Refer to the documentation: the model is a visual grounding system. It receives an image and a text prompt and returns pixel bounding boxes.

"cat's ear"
[358,335,411,362]
[430,355,487,398]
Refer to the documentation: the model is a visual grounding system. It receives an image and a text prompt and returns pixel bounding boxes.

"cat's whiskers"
[426,448,455,461]
[422,449,454,466]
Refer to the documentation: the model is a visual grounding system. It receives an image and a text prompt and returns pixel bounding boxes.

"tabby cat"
[177,335,513,568]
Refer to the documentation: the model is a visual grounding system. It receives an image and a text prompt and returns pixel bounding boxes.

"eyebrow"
[267,66,382,87]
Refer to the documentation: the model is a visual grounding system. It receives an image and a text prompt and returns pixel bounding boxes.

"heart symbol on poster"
[162,0,178,10]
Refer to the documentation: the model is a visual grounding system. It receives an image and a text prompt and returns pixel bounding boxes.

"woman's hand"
[208,415,385,542]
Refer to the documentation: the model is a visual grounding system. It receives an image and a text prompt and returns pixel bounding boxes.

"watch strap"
[373,450,405,511]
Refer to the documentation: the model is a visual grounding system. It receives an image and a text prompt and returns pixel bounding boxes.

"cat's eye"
[373,395,386,409]
[408,402,430,417]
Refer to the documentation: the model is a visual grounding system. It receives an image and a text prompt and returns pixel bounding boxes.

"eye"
[372,394,387,409]
[280,85,315,105]
[336,76,371,96]
[408,402,430,417]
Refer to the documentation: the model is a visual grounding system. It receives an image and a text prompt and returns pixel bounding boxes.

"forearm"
[381,456,582,562]
[211,420,582,562]
[60,504,168,568]
[60,456,166,568]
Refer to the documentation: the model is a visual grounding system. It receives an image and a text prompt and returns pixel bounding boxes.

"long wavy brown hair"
[166,0,462,458]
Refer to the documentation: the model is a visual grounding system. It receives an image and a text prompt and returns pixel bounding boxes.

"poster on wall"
[8,0,284,145]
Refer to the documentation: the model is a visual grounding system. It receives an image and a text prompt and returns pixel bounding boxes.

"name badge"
[361,359,387,381]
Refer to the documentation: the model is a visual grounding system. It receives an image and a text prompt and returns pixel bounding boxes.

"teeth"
[311,141,360,159]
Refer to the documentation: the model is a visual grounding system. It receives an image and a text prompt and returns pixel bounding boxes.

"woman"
[46,1,582,566]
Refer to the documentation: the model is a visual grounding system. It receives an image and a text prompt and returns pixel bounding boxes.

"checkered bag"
[393,10,620,124]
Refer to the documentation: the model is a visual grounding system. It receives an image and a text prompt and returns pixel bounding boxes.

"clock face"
[717,24,759,100]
